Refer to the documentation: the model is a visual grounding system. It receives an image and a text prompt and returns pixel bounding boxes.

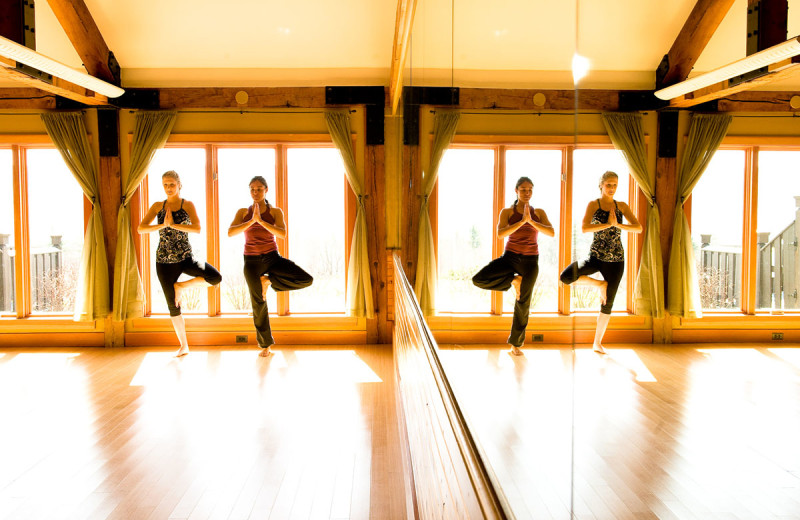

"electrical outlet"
[531,334,544,342]
[235,335,248,343]
[772,332,784,341]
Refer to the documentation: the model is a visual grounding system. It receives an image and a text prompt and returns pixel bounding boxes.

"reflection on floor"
[438,344,800,520]
[0,346,404,520]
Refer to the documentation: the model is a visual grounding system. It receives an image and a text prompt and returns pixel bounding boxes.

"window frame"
[690,139,800,316]
[133,135,355,318]
[434,138,644,316]
[0,139,91,319]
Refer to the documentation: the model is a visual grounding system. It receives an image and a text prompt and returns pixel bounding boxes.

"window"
[218,148,277,314]
[691,149,746,311]
[139,142,348,316]
[504,149,562,312]
[1,145,86,317]
[146,148,208,315]
[435,143,638,315]
[571,149,630,312]
[436,148,494,312]
[756,150,800,311]
[0,149,14,314]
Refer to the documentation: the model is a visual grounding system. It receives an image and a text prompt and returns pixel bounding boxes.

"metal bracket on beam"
[402,86,459,145]
[325,86,385,145]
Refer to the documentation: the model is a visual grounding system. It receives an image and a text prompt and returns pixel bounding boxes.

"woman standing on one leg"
[228,176,313,357]
[472,177,554,355]
[139,170,222,357]
[559,170,642,354]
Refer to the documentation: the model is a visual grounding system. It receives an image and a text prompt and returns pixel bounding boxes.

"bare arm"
[138,202,165,234]
[531,208,555,237]
[614,202,642,233]
[497,207,525,239]
[258,207,287,239]
[170,200,202,234]
[581,201,612,233]
[228,208,255,237]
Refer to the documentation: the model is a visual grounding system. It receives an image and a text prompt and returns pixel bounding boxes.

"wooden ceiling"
[3,0,800,96]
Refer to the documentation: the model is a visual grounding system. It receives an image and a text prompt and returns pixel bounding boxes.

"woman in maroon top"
[228,176,313,356]
[472,177,554,355]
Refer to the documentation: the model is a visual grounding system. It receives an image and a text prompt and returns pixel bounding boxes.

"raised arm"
[259,207,287,239]
[614,201,643,233]
[170,200,202,234]
[228,207,254,237]
[497,207,525,239]
[581,200,611,233]
[138,202,164,234]
[531,208,555,237]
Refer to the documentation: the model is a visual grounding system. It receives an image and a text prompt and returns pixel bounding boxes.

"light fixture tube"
[0,34,124,98]
[655,35,800,100]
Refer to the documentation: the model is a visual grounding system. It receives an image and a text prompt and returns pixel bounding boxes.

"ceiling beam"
[656,0,736,89]
[668,59,800,107]
[45,0,119,84]
[0,55,108,105]
[389,0,418,115]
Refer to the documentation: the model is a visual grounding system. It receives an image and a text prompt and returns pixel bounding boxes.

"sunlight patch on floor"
[129,351,209,386]
[767,347,800,371]
[606,349,657,382]
[294,350,382,383]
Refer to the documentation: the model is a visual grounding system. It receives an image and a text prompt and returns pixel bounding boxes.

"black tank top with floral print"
[589,199,624,262]
[156,199,192,263]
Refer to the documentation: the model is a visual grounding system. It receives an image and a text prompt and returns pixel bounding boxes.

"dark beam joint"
[326,86,385,145]
[402,86,459,145]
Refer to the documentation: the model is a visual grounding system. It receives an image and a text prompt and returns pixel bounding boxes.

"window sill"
[127,314,365,332]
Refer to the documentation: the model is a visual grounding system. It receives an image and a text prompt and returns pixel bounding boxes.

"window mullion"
[13,146,30,317]
[559,146,573,315]
[742,146,758,314]
[206,144,220,317]
[276,144,289,315]
[492,146,505,315]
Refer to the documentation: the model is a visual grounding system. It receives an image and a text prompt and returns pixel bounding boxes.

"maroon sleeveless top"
[505,205,540,255]
[243,203,278,255]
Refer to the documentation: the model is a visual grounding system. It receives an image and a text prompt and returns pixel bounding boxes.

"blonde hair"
[162,170,181,183]
[598,170,618,189]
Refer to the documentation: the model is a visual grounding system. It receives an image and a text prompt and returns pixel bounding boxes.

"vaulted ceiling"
[4,0,800,91]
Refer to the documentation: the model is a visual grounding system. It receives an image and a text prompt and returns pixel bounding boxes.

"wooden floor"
[438,344,800,520]
[0,346,407,520]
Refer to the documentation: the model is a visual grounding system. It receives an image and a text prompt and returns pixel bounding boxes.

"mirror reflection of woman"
[138,170,222,357]
[560,171,642,354]
[472,176,554,356]
[228,176,313,357]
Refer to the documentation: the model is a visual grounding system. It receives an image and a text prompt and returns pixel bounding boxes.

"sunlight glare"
[130,351,209,386]
[293,350,382,383]
[767,348,800,371]
[607,349,657,382]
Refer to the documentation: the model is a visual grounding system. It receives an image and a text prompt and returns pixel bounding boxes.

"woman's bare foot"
[175,345,189,357]
[511,275,522,302]
[509,345,523,356]
[260,275,271,301]
[174,282,184,308]
[593,344,607,355]
[599,280,608,305]
[259,347,272,357]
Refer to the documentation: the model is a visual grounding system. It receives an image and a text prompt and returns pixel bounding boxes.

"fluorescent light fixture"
[572,53,590,85]
[0,34,124,98]
[655,35,800,100]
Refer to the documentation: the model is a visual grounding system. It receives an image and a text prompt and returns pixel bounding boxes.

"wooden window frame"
[134,136,353,319]
[433,139,644,317]
[1,141,91,320]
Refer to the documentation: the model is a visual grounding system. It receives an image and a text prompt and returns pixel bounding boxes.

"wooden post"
[365,143,391,344]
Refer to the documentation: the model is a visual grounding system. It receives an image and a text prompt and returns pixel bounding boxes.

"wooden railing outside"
[0,233,66,312]
[392,253,514,520]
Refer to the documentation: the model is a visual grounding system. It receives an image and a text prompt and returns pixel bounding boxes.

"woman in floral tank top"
[139,170,222,357]
[560,171,641,354]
